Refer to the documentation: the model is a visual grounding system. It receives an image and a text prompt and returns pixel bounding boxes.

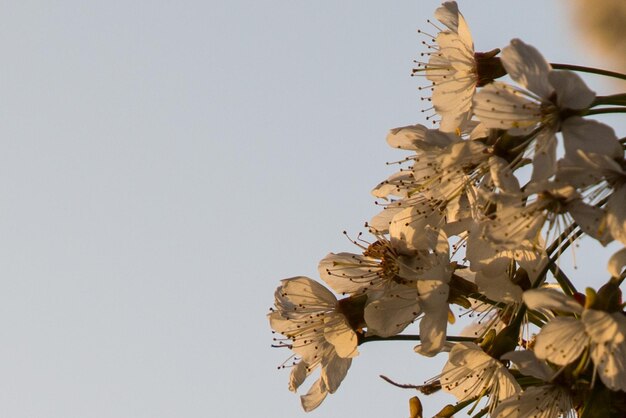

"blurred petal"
[501,38,552,98]
[549,70,595,109]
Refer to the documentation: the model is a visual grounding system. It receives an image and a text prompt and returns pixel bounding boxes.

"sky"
[0,1,623,417]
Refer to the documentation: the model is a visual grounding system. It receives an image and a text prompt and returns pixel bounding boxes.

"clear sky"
[0,1,623,417]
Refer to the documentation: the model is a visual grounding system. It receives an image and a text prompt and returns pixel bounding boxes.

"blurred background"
[0,1,623,417]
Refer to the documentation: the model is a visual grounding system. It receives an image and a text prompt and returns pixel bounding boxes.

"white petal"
[501,39,552,98]
[473,82,541,131]
[289,361,311,392]
[323,317,358,358]
[455,9,473,52]
[276,276,337,311]
[434,1,460,31]
[372,170,413,199]
[318,253,379,295]
[475,269,522,303]
[489,156,520,193]
[583,309,624,344]
[522,288,583,314]
[424,128,461,148]
[591,341,626,392]
[502,350,554,381]
[300,378,328,412]
[433,33,474,70]
[369,205,403,234]
[587,312,626,391]
[322,355,352,393]
[482,204,545,250]
[417,279,449,356]
[607,188,626,245]
[562,117,622,161]
[493,386,573,418]
[441,141,487,170]
[534,317,588,365]
[389,206,441,252]
[608,248,626,278]
[568,200,612,246]
[549,70,595,110]
[432,80,475,133]
[386,124,429,150]
[530,130,557,181]
[441,343,520,403]
[364,287,421,337]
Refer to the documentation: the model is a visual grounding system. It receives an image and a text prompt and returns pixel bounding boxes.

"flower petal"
[586,311,626,391]
[562,117,622,161]
[434,1,460,31]
[300,378,328,412]
[289,361,311,392]
[318,253,378,295]
[502,350,554,381]
[530,130,557,181]
[501,39,552,98]
[364,286,421,337]
[386,124,429,150]
[533,317,588,365]
[548,70,595,110]
[607,188,626,245]
[275,276,337,313]
[523,288,583,314]
[323,317,358,358]
[608,248,626,278]
[322,355,352,393]
[583,309,624,344]
[416,279,450,356]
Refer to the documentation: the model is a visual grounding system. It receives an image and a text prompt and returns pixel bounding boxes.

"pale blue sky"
[0,1,622,417]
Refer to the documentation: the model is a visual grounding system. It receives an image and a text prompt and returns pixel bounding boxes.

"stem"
[359,334,476,345]
[551,63,626,81]
[586,107,626,116]
[472,407,489,418]
[593,93,626,107]
[430,396,483,418]
[379,375,425,390]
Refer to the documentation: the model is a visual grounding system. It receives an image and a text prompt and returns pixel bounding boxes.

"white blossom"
[473,39,596,181]
[440,342,520,412]
[523,288,626,391]
[421,1,477,132]
[269,277,358,411]
[318,235,424,337]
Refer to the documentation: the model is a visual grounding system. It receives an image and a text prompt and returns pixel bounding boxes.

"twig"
[379,375,424,390]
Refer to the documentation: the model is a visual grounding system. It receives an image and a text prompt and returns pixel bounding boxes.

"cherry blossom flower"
[473,39,596,181]
[440,342,520,412]
[523,288,626,392]
[415,2,505,132]
[492,350,576,418]
[420,1,477,132]
[318,234,424,337]
[268,277,359,411]
[492,385,575,418]
[413,228,454,356]
[267,2,626,413]
[555,119,626,245]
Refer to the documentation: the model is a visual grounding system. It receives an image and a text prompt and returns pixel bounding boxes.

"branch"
[379,375,425,390]
[359,334,476,344]
[551,63,626,81]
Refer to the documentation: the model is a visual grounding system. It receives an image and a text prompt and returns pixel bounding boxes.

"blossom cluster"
[268,2,626,416]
